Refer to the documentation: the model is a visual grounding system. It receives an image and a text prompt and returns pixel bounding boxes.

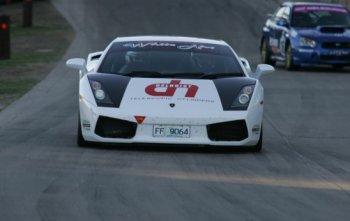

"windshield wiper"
[123,71,163,78]
[124,72,206,78]
[162,72,205,78]
[198,72,244,79]
[163,72,243,79]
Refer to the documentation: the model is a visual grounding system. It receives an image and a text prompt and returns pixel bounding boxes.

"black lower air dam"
[95,116,137,138]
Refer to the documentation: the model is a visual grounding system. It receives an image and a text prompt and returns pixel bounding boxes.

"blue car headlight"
[89,80,114,107]
[230,85,255,110]
[299,37,316,48]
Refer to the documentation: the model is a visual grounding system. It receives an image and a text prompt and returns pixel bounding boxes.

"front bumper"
[79,99,263,147]
[293,47,350,66]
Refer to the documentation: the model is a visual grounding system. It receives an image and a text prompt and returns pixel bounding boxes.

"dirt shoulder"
[0,0,74,111]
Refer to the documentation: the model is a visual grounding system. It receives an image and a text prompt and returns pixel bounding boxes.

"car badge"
[169,103,175,108]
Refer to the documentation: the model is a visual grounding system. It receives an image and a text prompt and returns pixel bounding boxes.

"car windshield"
[291,5,350,28]
[98,41,244,77]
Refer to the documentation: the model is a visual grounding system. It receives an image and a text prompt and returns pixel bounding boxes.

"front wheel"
[285,44,299,70]
[261,38,276,66]
[247,127,263,152]
[77,116,94,147]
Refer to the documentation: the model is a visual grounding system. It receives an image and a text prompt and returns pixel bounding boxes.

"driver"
[119,51,148,73]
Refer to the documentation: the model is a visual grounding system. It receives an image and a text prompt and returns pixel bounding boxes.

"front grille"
[322,42,350,49]
[207,120,248,141]
[320,54,350,61]
[95,116,137,138]
[320,27,345,34]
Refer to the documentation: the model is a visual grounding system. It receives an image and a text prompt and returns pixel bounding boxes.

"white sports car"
[66,36,273,151]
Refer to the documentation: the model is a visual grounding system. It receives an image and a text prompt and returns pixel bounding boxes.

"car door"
[275,7,291,58]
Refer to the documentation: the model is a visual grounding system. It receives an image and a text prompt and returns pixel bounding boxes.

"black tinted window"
[98,41,243,75]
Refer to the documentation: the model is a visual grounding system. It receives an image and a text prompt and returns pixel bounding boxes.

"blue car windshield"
[291,6,350,27]
[98,41,243,76]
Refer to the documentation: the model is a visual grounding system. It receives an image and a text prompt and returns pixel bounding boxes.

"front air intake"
[319,27,345,34]
[207,120,248,141]
[322,42,350,49]
[320,54,350,61]
[95,116,137,138]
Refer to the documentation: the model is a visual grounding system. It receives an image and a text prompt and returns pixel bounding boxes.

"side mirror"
[253,64,274,79]
[240,57,252,74]
[66,58,87,75]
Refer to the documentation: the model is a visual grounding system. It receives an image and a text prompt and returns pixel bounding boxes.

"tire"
[77,116,94,147]
[248,127,263,152]
[285,44,298,70]
[261,38,276,66]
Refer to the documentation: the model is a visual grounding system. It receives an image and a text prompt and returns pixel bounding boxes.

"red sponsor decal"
[134,116,146,124]
[145,80,198,97]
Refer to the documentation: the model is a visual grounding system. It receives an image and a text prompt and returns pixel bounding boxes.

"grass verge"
[0,0,74,111]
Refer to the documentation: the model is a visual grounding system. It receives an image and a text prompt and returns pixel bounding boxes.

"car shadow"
[83,142,262,155]
[274,62,350,74]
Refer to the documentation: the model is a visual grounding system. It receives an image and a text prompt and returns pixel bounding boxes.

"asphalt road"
[0,0,350,220]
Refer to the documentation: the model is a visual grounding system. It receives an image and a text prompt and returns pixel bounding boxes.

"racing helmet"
[125,51,146,64]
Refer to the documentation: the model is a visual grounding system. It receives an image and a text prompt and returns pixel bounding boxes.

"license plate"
[153,125,190,138]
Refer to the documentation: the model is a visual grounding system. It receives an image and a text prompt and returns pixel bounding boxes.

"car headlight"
[230,85,255,110]
[89,80,114,107]
[95,89,106,100]
[299,37,316,48]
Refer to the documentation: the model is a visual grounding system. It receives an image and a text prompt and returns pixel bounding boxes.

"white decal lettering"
[177,44,215,50]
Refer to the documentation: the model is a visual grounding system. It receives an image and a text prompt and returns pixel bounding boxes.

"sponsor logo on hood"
[145,80,199,98]
[120,79,219,110]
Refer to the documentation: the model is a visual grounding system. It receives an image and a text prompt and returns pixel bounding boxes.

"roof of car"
[282,2,345,8]
[112,36,228,45]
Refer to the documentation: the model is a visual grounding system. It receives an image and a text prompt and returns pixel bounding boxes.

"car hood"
[120,78,223,115]
[87,73,256,112]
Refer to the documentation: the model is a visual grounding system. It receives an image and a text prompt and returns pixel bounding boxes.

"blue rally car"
[261,2,350,70]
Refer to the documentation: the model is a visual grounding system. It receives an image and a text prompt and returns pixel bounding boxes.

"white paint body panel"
[79,78,264,147]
